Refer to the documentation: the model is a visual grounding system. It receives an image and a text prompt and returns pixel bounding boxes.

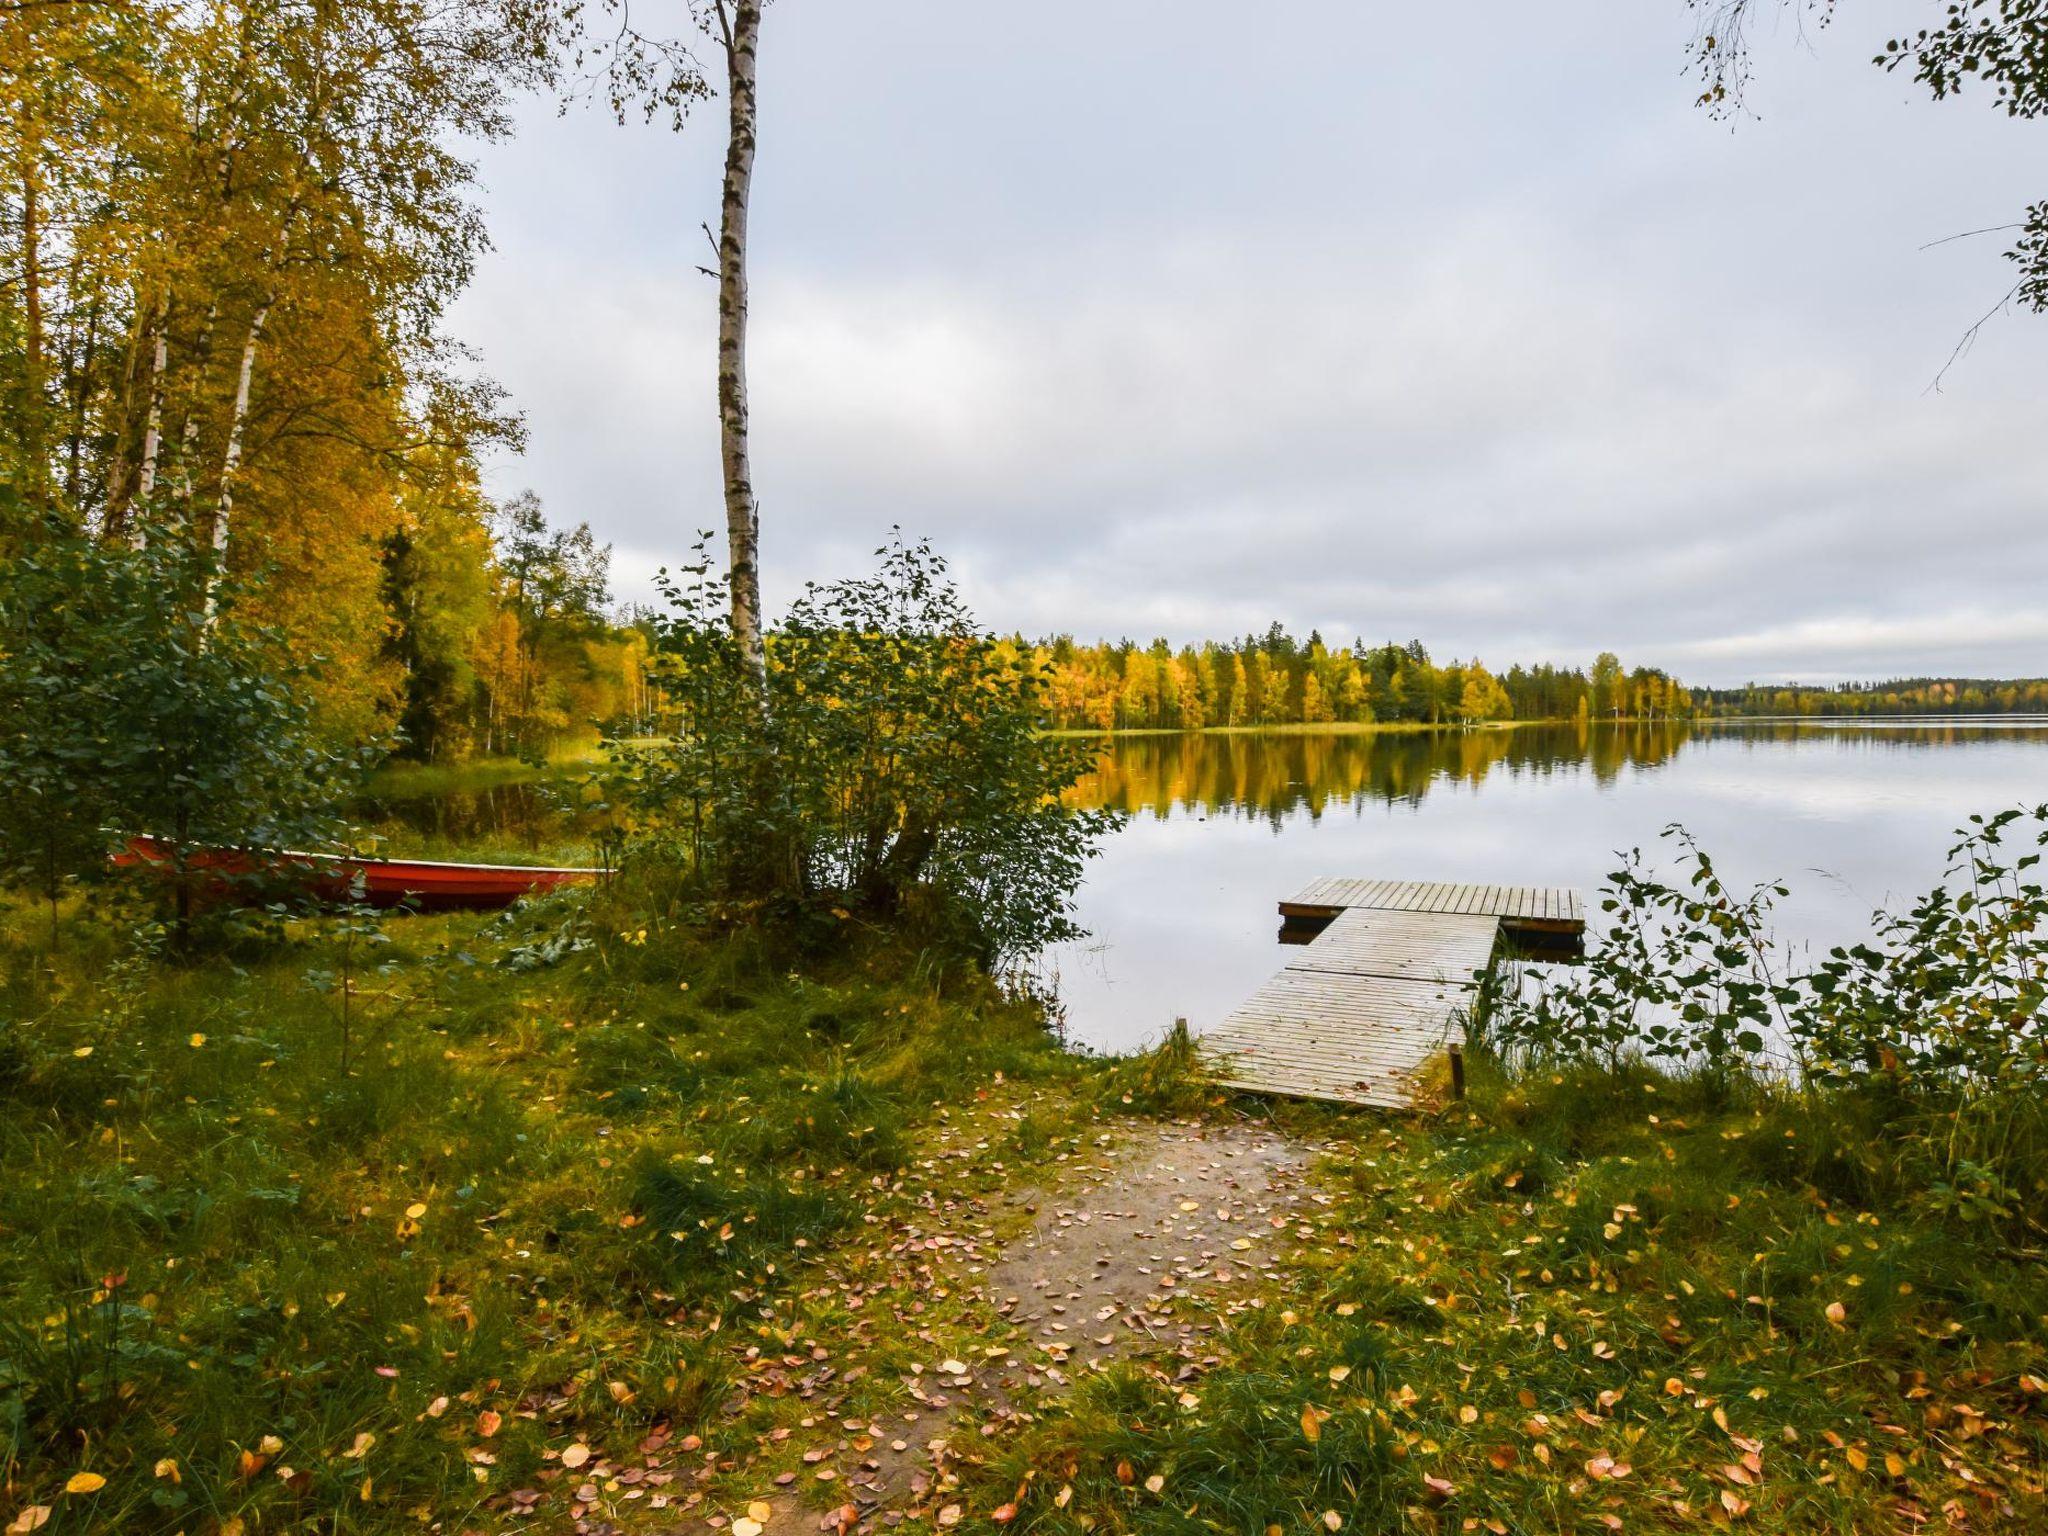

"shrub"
[605,534,1117,965]
[1484,805,2048,1223]
[0,531,364,935]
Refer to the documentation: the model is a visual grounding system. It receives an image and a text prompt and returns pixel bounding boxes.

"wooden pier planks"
[1201,878,1584,1109]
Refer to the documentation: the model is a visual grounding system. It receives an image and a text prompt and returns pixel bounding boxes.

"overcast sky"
[449,0,2047,687]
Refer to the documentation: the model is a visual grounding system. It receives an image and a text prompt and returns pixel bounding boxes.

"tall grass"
[0,889,1082,1533]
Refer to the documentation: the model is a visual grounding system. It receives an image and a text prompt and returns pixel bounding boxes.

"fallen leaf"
[62,1475,105,1496]
[561,1444,591,1470]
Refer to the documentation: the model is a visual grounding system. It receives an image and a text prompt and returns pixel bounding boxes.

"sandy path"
[805,1119,1319,1528]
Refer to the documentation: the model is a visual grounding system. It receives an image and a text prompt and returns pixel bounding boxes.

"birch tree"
[711,1,767,689]
[569,0,769,688]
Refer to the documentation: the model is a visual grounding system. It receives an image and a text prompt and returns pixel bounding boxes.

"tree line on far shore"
[1025,629,1690,731]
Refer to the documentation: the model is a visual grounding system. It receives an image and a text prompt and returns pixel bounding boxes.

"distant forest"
[1019,628,2048,733]
[1693,678,2048,718]
[1021,628,1690,731]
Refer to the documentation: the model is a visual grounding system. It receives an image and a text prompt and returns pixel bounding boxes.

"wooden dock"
[1198,878,1585,1109]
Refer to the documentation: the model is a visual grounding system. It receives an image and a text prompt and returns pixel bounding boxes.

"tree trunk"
[173,303,219,509]
[101,300,147,536]
[204,297,270,612]
[17,149,48,512]
[64,274,103,511]
[716,0,767,691]
[133,302,171,535]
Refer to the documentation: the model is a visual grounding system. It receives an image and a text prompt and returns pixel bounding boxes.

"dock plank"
[1203,876,1584,1108]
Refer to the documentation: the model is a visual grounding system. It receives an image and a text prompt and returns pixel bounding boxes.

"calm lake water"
[367,721,2048,1058]
[1048,721,2048,1055]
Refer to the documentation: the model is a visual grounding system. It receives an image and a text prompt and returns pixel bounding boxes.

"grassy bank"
[6,895,2044,1533]
[987,1059,2048,1532]
[0,894,1106,1534]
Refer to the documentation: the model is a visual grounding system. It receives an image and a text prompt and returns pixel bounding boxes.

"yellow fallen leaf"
[189,1033,207,1048]
[560,1444,591,1469]
[733,1520,764,1536]
[63,1474,105,1495]
[1824,1301,1847,1325]
[405,1203,428,1220]
[153,1459,179,1483]
[747,1500,773,1523]
[1328,1364,1351,1383]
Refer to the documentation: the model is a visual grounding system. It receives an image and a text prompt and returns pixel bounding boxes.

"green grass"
[0,892,1101,1534]
[8,894,2046,1535]
[977,1059,2048,1533]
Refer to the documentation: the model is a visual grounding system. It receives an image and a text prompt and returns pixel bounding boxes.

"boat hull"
[115,838,599,912]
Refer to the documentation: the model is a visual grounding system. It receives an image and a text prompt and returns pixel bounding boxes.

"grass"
[6,891,2045,1534]
[0,890,1106,1534]
[977,1059,2048,1533]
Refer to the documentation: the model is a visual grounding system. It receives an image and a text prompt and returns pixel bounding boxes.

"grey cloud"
[450,0,2048,686]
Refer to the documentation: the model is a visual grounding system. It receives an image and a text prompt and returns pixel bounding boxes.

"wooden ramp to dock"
[1199,879,1584,1109]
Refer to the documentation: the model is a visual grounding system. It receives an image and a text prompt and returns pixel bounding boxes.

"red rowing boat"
[115,837,600,912]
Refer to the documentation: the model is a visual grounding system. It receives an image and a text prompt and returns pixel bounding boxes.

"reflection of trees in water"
[355,783,588,847]
[1069,723,1698,823]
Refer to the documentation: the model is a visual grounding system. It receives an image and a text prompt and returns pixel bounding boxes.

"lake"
[364,720,2048,1057]
[1047,721,2048,1055]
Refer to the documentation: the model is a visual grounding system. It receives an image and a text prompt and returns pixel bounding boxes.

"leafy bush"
[1484,805,2048,1222]
[1489,806,2047,1086]
[605,534,1117,964]
[0,532,365,933]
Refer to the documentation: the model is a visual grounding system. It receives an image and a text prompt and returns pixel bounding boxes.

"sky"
[448,0,2048,688]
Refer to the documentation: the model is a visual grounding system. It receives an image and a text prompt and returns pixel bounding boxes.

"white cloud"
[450,0,2048,685]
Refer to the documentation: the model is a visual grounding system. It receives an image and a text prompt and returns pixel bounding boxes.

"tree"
[615,536,1115,962]
[1688,2,2048,356]
[712,2,768,690]
[1459,662,1513,724]
[1591,651,1625,720]
[0,528,362,940]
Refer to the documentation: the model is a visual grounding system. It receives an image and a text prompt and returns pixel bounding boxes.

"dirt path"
[792,1118,1321,1529]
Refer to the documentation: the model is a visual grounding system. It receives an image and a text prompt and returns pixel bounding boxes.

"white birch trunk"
[202,298,269,619]
[132,315,170,545]
[716,0,767,691]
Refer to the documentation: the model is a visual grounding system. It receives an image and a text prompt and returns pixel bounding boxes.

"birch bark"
[204,297,271,606]
[715,0,767,691]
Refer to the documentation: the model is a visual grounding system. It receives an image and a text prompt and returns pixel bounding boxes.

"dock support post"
[1448,1044,1466,1100]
